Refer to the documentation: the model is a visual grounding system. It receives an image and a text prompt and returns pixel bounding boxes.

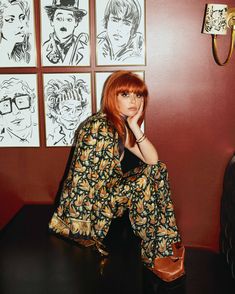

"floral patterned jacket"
[49,112,124,244]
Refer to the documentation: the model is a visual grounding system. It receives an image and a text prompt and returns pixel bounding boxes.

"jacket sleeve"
[49,116,122,241]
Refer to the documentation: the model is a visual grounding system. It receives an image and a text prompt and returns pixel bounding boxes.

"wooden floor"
[1,205,235,294]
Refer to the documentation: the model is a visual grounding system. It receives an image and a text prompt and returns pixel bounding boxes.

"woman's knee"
[145,160,168,175]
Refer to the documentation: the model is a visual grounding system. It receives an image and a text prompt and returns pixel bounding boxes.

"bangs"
[109,0,138,22]
[115,74,148,97]
[112,4,132,21]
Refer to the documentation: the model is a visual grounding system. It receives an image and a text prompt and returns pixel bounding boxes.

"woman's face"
[117,92,143,117]
[1,4,26,43]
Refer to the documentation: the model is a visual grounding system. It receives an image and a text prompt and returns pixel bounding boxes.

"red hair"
[101,70,148,147]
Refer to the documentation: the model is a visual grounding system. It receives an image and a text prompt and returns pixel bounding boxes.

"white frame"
[43,73,92,147]
[95,0,146,66]
[0,74,40,147]
[40,0,90,66]
[0,0,36,67]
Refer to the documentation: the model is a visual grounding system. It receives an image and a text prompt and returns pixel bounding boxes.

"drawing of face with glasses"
[0,78,37,145]
[45,76,89,146]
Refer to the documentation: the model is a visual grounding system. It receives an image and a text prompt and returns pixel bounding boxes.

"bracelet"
[136,133,145,143]
[137,135,146,143]
[136,133,146,143]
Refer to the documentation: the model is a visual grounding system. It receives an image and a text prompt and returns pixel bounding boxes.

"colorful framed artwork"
[40,0,90,66]
[95,0,146,66]
[43,72,92,147]
[0,74,39,147]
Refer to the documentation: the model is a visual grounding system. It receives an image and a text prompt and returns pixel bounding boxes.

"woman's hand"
[125,97,159,165]
[126,98,144,131]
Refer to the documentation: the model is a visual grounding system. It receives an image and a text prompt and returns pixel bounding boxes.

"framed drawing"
[40,0,90,67]
[0,0,36,67]
[0,74,39,147]
[43,73,92,147]
[95,0,146,66]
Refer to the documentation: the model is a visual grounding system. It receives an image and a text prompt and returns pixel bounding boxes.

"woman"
[0,0,31,64]
[49,71,184,280]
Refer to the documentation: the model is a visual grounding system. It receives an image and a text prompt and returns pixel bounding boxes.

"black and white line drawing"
[43,73,92,146]
[0,75,39,147]
[96,0,145,66]
[0,0,36,67]
[41,0,90,66]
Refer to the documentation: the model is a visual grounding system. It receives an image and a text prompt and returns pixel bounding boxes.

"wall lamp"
[203,4,235,66]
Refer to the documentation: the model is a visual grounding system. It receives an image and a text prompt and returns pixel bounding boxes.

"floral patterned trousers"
[49,160,181,269]
[107,161,181,268]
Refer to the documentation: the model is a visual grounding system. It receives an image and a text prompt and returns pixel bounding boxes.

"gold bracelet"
[137,135,146,143]
[136,134,146,143]
[136,133,145,143]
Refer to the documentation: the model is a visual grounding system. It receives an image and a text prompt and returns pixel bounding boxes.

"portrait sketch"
[95,0,146,66]
[0,74,39,147]
[0,0,36,67]
[43,73,92,147]
[41,0,90,66]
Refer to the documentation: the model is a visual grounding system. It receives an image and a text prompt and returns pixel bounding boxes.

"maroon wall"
[146,0,235,251]
[1,0,235,252]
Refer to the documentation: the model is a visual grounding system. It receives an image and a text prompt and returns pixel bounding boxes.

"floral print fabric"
[49,112,181,268]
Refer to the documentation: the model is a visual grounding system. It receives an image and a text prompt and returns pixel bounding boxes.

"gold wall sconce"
[203,3,235,66]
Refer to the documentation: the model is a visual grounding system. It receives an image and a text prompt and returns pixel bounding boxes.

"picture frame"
[40,0,90,67]
[43,73,92,147]
[0,0,37,67]
[95,0,146,66]
[0,74,40,147]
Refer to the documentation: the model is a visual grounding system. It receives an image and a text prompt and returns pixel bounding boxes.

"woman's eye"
[121,92,129,97]
[19,14,25,21]
[5,17,14,23]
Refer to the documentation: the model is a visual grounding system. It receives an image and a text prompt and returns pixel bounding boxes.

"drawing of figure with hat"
[42,0,89,66]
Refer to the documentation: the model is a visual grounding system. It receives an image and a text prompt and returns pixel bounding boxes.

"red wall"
[1,0,235,252]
